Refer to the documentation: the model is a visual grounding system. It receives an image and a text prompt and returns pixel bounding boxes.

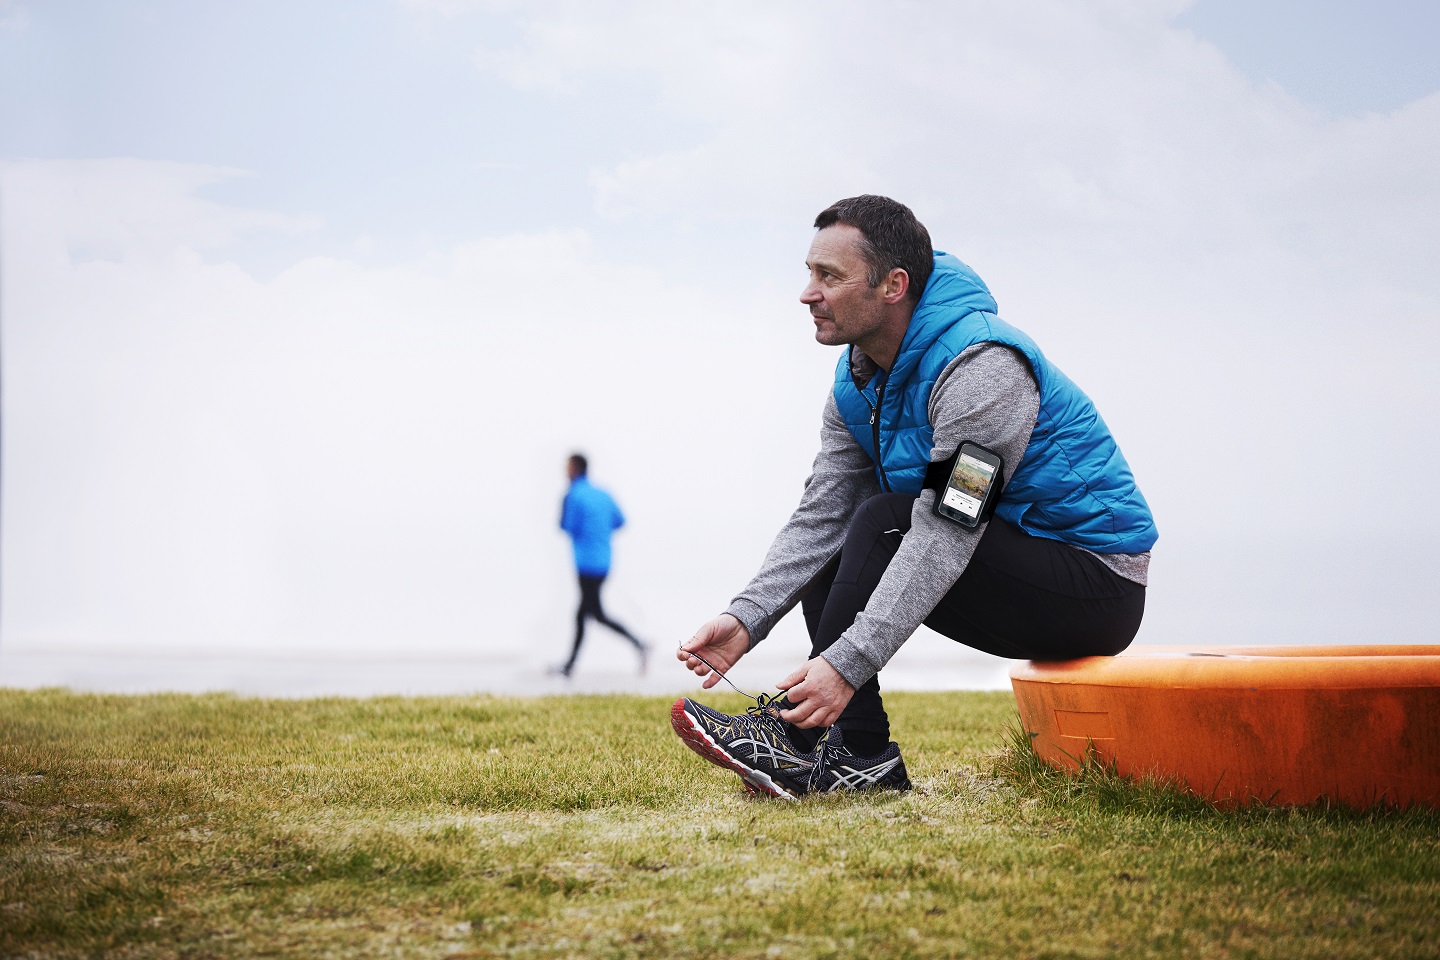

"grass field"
[1,688,1437,959]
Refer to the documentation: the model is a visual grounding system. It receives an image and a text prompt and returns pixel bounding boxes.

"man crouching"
[672,195,1156,799]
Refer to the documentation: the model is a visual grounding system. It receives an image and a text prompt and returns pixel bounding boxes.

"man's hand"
[776,656,854,728]
[677,614,750,689]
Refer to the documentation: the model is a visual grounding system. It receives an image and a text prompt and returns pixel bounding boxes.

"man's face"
[800,224,887,348]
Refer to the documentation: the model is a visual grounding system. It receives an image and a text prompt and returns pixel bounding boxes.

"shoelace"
[744,692,791,724]
[676,645,763,702]
[805,727,842,791]
[678,647,796,722]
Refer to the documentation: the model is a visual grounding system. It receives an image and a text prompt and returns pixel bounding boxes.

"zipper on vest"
[869,384,891,492]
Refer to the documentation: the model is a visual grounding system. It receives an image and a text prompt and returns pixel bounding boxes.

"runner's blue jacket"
[560,477,626,576]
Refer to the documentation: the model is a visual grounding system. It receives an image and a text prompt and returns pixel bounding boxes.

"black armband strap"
[923,458,952,492]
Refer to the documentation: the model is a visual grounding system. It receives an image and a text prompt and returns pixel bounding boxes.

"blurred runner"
[555,453,648,678]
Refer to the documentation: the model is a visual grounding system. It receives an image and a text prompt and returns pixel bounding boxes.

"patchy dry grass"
[1,688,1436,958]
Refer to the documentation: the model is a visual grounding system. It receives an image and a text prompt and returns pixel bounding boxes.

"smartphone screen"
[940,449,999,522]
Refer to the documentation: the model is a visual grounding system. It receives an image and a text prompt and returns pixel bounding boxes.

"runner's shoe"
[670,695,814,801]
[803,725,912,794]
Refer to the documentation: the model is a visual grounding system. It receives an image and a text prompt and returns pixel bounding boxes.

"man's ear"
[880,267,910,305]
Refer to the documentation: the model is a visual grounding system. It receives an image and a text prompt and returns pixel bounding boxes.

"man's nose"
[799,281,821,303]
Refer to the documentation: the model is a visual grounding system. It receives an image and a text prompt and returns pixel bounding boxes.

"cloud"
[470,1,792,100]
[3,159,319,271]
[0,0,27,32]
[488,0,1439,301]
[398,0,516,16]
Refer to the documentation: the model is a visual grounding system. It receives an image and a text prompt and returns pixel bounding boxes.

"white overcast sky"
[2,0,1437,672]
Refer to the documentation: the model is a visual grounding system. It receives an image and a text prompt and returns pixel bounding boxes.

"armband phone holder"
[925,442,1005,528]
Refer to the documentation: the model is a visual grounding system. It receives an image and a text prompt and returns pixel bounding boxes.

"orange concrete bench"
[1010,645,1440,809]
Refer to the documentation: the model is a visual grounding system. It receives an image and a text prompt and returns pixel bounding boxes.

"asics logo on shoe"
[804,726,912,795]
[814,754,905,792]
[721,734,813,772]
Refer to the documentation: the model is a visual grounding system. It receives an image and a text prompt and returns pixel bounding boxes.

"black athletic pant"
[562,573,644,674]
[796,492,1146,756]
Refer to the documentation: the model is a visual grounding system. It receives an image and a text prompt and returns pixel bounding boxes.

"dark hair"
[813,195,933,304]
[568,453,588,476]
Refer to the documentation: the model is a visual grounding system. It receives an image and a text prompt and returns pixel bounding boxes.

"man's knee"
[848,492,916,539]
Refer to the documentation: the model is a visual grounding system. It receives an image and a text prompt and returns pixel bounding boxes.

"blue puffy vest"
[833,252,1157,554]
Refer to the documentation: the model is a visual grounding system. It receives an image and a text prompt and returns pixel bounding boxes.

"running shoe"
[802,725,912,794]
[670,695,815,801]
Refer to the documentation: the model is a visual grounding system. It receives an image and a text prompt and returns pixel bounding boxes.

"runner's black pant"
[796,492,1146,756]
[563,573,644,674]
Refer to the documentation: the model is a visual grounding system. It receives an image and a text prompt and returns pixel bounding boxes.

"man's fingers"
[678,619,721,663]
[778,663,848,728]
[678,615,749,689]
[679,616,737,656]
[778,678,814,719]
[786,694,840,729]
[779,697,812,725]
[776,664,808,691]
[785,700,827,729]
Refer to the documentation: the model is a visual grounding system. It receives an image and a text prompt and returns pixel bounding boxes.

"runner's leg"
[589,575,645,650]
[562,574,605,675]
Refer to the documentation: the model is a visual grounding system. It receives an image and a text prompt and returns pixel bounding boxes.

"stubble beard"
[813,321,842,347]
[811,310,844,347]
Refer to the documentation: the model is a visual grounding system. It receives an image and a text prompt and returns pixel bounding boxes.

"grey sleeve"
[820,343,1040,689]
[725,392,882,647]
